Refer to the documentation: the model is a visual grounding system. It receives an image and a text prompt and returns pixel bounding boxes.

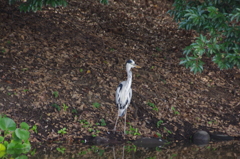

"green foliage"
[96,119,106,126]
[0,115,31,158]
[57,127,67,135]
[126,125,141,136]
[92,102,101,108]
[157,120,164,128]
[171,106,180,115]
[51,103,61,111]
[62,103,68,111]
[8,0,67,12]
[52,91,59,98]
[56,147,65,154]
[147,101,159,112]
[30,125,38,133]
[125,144,137,153]
[100,0,108,5]
[168,0,240,73]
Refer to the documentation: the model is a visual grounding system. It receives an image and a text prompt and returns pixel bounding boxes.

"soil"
[0,0,239,144]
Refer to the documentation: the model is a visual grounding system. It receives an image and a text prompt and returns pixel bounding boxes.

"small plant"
[154,132,162,138]
[157,120,164,128]
[56,147,66,154]
[52,91,59,98]
[23,89,29,92]
[96,119,106,126]
[0,116,31,158]
[207,120,217,125]
[30,149,36,156]
[171,107,180,115]
[51,103,61,111]
[79,68,83,72]
[30,125,38,133]
[150,66,155,69]
[126,125,141,136]
[58,127,67,135]
[156,147,162,152]
[100,0,108,5]
[147,101,159,112]
[109,48,115,51]
[125,144,137,153]
[91,129,100,137]
[90,146,105,156]
[71,109,78,114]
[22,68,28,72]
[164,127,172,134]
[92,102,101,108]
[62,104,69,111]
[156,47,161,52]
[170,153,177,159]
[1,49,6,53]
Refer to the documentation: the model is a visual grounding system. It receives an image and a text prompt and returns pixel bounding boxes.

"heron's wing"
[115,81,132,117]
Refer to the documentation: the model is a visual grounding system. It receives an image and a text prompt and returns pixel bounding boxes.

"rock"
[193,130,210,147]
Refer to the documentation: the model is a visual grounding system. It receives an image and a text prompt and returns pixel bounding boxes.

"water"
[27,140,240,159]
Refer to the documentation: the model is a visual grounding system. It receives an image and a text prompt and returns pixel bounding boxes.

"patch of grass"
[58,127,67,135]
[52,91,59,98]
[157,120,164,128]
[147,101,159,112]
[92,102,101,108]
[51,103,61,111]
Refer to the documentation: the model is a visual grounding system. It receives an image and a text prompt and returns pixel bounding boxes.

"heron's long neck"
[126,69,132,89]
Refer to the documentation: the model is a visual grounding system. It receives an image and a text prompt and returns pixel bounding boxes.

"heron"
[113,59,141,134]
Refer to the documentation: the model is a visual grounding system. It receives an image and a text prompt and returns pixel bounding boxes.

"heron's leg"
[113,115,119,133]
[124,110,127,135]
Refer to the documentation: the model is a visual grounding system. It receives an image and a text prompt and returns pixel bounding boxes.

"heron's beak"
[134,64,141,68]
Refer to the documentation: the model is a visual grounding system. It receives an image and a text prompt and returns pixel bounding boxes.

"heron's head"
[126,59,141,70]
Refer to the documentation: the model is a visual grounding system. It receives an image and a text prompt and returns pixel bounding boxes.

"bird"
[113,59,141,134]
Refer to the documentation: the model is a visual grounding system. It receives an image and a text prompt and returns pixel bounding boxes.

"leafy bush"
[0,115,31,158]
[168,0,240,73]
[8,0,67,12]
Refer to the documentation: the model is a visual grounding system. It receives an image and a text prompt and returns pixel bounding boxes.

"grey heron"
[114,59,141,134]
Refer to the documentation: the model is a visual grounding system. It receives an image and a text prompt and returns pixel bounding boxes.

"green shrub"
[0,115,31,158]
[168,0,240,73]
